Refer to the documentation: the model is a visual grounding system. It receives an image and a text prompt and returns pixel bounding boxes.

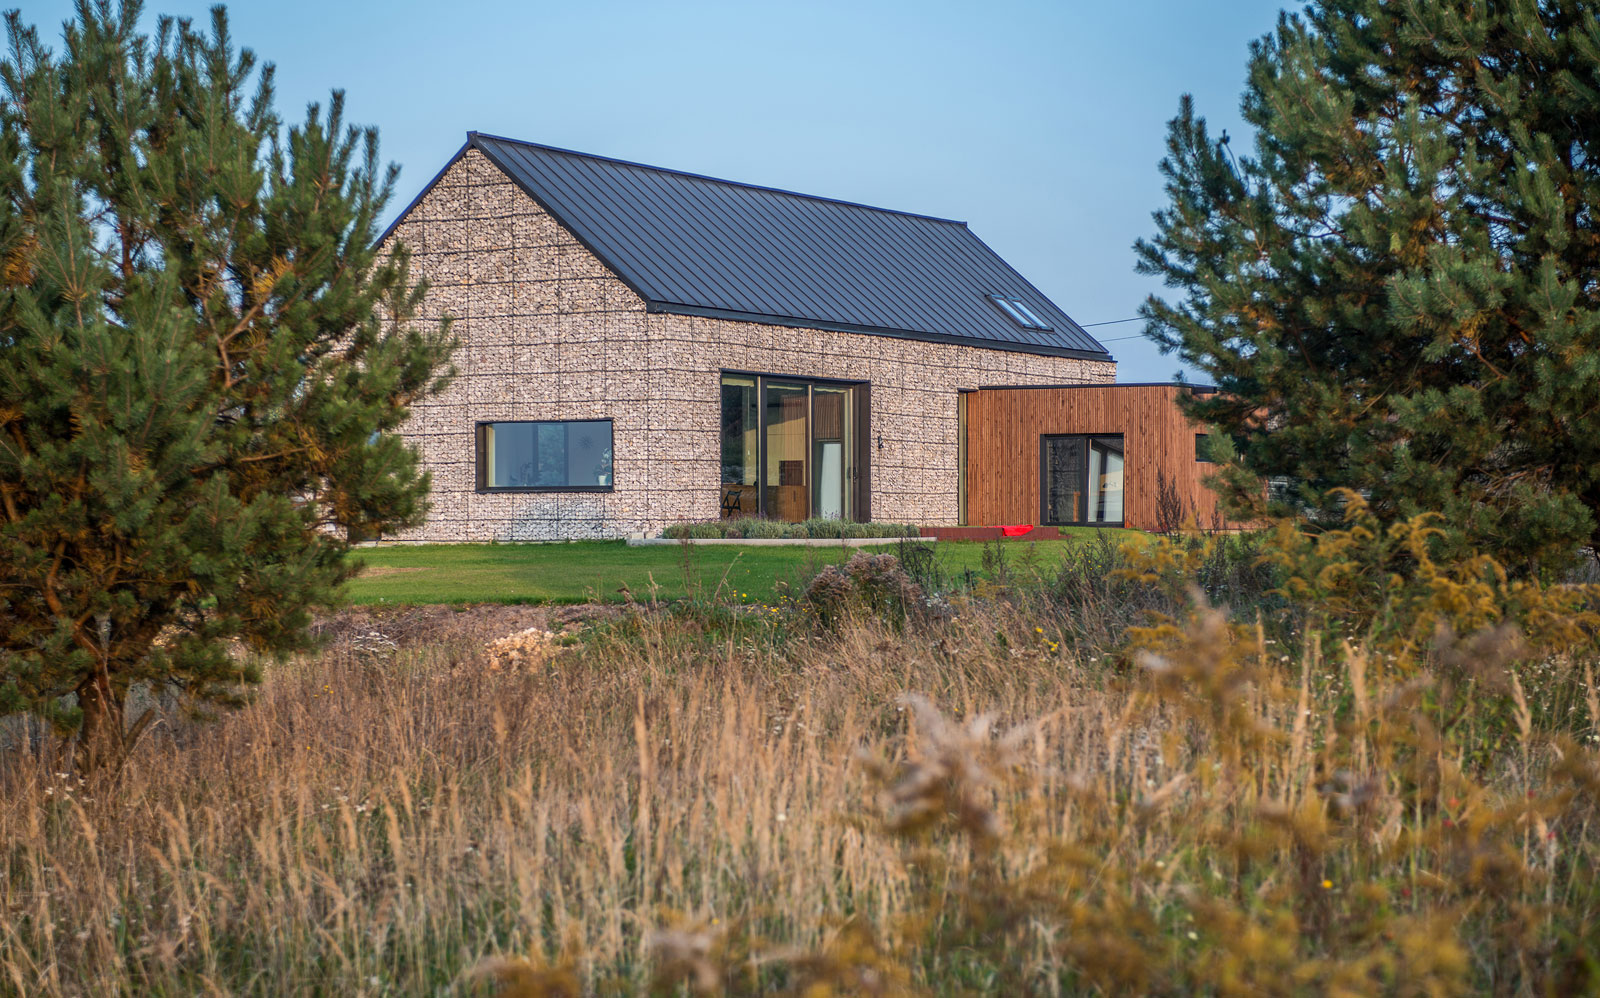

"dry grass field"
[3,521,1600,996]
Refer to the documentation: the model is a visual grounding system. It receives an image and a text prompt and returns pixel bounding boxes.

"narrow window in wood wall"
[957,392,968,525]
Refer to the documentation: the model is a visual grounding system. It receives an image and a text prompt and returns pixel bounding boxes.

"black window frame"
[718,370,872,523]
[474,418,615,493]
[1195,432,1215,463]
[1039,433,1126,527]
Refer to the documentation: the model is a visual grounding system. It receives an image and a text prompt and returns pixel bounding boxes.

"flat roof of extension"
[969,381,1218,392]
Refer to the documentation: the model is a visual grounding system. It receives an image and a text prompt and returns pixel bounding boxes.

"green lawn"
[345,529,1136,605]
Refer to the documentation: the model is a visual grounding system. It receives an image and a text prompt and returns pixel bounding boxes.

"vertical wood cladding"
[965,385,1227,530]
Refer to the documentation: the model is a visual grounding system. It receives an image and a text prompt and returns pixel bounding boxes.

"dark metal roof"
[428,133,1111,361]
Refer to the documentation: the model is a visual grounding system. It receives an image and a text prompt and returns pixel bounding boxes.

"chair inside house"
[720,484,755,518]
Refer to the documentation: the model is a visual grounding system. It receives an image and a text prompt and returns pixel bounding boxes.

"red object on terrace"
[999,524,1035,537]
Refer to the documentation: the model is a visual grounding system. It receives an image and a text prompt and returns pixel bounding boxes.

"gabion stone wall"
[383,149,1115,542]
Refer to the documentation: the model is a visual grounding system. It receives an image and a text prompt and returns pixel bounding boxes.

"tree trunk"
[75,672,124,774]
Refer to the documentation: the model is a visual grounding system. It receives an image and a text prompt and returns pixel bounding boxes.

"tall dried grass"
[3,514,1600,996]
[0,604,1117,996]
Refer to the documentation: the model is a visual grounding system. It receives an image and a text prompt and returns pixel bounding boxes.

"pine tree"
[0,2,454,768]
[1136,0,1600,571]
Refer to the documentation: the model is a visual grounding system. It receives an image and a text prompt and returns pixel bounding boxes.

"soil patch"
[312,602,630,648]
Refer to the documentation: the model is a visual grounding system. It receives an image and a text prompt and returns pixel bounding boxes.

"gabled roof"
[391,133,1112,361]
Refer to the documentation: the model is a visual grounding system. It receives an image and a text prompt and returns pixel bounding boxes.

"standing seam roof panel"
[692,180,870,325]
[492,145,672,295]
[576,157,745,311]
[663,175,827,320]
[834,208,1000,343]
[917,224,1046,347]
[531,148,735,312]
[799,199,953,335]
[744,193,874,327]
[737,190,917,331]
[522,149,729,310]
[623,164,798,317]
[922,224,1083,350]
[769,193,955,336]
[854,210,1037,347]
[930,222,1106,352]
[918,227,1032,343]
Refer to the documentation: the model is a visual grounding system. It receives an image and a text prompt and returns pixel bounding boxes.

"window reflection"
[479,420,612,490]
[1087,436,1123,523]
[765,382,810,522]
[1042,434,1124,525]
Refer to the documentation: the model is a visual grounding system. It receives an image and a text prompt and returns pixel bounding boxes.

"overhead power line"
[1080,316,1142,327]
[1076,316,1147,344]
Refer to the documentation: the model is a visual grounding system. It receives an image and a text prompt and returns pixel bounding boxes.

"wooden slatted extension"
[964,383,1233,531]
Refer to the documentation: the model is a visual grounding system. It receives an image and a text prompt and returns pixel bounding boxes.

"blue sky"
[23,0,1289,381]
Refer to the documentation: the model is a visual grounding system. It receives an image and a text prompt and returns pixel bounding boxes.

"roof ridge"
[467,131,970,227]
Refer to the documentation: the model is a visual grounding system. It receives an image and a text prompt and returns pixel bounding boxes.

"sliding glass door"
[720,373,865,523]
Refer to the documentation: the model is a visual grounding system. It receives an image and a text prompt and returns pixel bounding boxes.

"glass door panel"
[812,386,852,520]
[1043,436,1086,524]
[1087,436,1124,523]
[719,376,759,518]
[765,381,810,522]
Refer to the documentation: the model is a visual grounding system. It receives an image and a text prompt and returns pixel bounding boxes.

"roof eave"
[974,381,1215,392]
[647,301,1116,363]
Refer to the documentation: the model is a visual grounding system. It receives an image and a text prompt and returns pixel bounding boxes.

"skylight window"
[985,294,1053,331]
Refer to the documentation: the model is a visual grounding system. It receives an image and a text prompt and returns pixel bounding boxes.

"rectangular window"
[766,381,811,521]
[1195,433,1216,463]
[476,420,613,491]
[1086,437,1124,523]
[1041,434,1124,526]
[811,385,851,521]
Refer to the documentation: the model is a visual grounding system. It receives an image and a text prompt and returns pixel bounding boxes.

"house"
[381,133,1220,541]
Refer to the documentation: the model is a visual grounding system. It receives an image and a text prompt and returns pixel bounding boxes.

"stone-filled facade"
[384,149,1115,541]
